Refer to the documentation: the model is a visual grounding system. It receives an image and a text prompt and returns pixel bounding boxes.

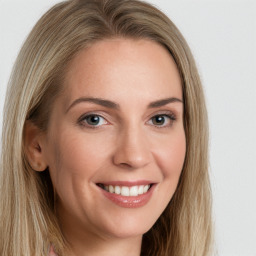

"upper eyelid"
[78,114,109,129]
[146,110,177,119]
[77,109,179,124]
[78,111,108,121]
[147,114,175,125]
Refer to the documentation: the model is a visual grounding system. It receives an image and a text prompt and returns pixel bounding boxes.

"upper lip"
[96,180,156,187]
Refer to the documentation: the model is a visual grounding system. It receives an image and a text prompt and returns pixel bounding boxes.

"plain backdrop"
[0,1,255,255]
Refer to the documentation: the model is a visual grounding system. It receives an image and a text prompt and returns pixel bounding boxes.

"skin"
[25,38,186,256]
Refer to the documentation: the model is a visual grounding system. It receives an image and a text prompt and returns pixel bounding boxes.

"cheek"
[153,130,186,179]
[45,130,113,213]
[147,130,186,219]
[46,129,113,187]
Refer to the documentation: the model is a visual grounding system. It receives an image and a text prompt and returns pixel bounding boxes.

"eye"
[148,114,176,128]
[79,114,108,128]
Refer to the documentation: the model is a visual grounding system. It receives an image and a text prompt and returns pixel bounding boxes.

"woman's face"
[41,38,186,240]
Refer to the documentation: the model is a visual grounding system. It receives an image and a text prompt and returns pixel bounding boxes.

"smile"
[96,182,155,208]
[98,184,151,197]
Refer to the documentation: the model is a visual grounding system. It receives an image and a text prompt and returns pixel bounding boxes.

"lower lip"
[100,185,155,208]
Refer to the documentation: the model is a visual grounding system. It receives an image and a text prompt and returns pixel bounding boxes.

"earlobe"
[24,121,48,172]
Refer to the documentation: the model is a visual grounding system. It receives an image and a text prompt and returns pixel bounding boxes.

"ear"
[24,121,48,172]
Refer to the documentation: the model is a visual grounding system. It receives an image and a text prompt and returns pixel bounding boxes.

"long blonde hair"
[0,0,213,255]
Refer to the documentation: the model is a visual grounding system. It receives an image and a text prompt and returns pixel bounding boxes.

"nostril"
[119,162,134,169]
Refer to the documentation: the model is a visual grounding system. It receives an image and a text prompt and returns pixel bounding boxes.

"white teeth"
[121,186,129,196]
[101,184,151,196]
[143,185,150,193]
[114,186,121,194]
[129,186,138,196]
[138,185,144,195]
[109,185,114,193]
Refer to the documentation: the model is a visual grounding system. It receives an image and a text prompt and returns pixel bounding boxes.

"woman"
[0,0,213,255]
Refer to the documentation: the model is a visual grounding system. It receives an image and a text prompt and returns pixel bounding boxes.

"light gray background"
[0,1,255,255]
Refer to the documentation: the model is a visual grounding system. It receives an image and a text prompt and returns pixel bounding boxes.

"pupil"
[88,116,100,125]
[154,116,164,125]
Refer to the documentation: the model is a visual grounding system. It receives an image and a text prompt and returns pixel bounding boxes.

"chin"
[105,226,151,240]
[96,211,156,239]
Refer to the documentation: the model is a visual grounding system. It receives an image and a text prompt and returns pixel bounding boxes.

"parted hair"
[0,0,213,255]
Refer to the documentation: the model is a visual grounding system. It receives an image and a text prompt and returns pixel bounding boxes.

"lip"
[97,180,155,187]
[96,181,156,208]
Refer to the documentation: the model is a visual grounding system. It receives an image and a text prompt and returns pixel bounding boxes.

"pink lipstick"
[97,181,155,208]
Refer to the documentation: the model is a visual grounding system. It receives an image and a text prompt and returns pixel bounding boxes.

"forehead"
[63,38,182,104]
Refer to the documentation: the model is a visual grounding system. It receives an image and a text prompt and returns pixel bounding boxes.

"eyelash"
[78,112,176,129]
[78,114,108,129]
[147,113,176,128]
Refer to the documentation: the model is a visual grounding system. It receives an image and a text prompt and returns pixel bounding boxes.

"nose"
[112,126,152,169]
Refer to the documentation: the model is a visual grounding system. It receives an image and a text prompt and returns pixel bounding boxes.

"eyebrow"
[66,96,183,113]
[66,97,119,113]
[148,97,183,108]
